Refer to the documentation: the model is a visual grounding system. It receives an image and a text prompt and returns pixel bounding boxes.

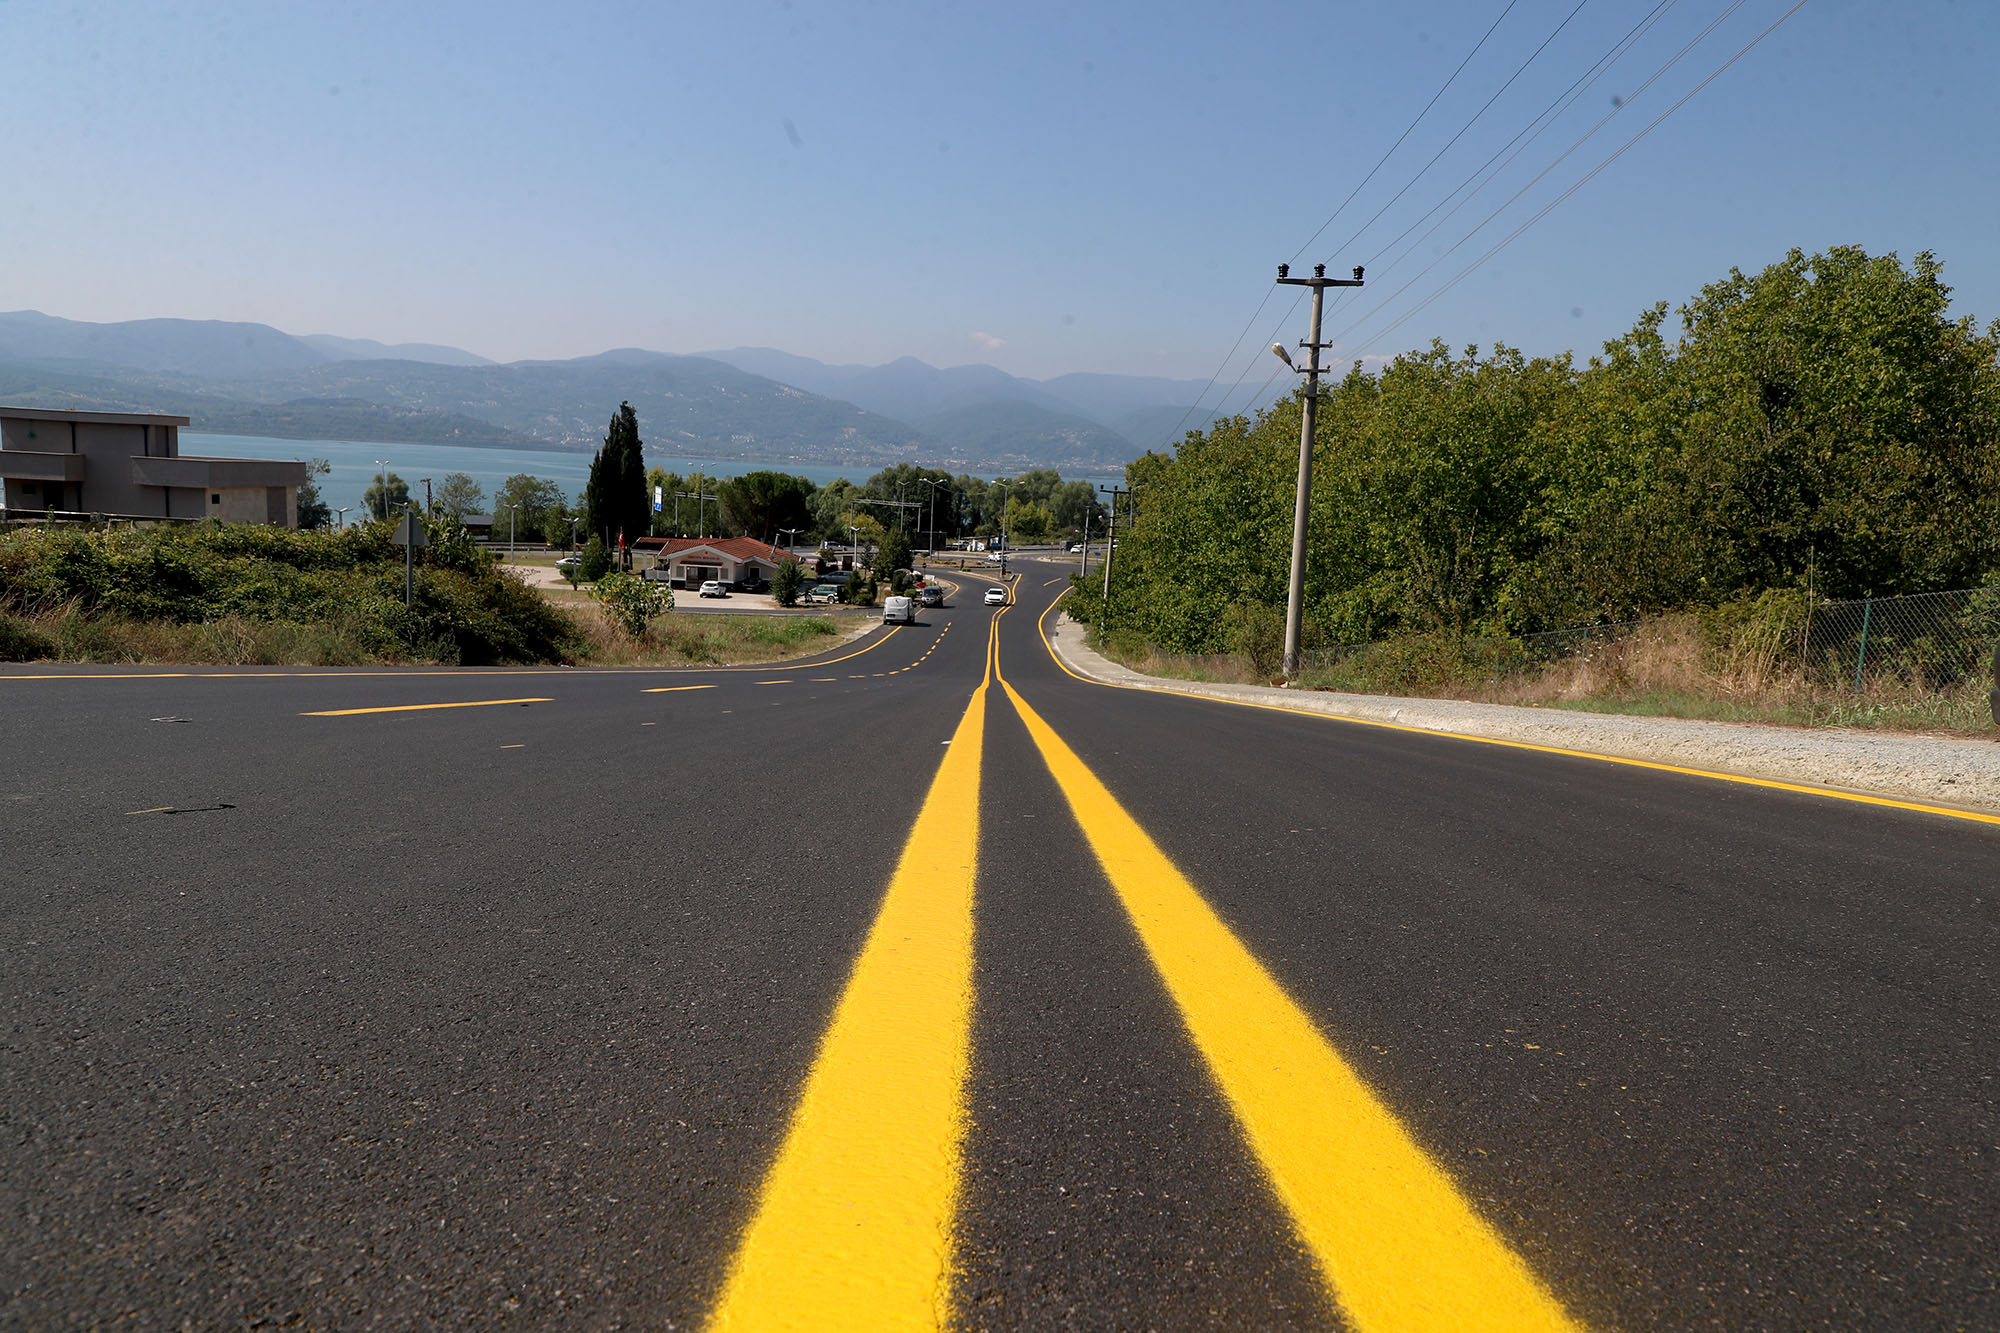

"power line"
[1148,0,1526,452]
[1218,0,1660,422]
[1315,0,1595,269]
[1328,0,1762,348]
[1356,0,1813,350]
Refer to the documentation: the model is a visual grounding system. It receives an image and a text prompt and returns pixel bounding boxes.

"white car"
[983,585,1008,606]
[699,580,729,598]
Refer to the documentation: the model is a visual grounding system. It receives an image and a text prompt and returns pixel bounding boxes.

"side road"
[1045,613,2000,816]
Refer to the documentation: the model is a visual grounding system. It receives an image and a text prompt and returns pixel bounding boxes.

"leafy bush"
[772,557,805,607]
[0,521,578,665]
[580,535,613,582]
[592,570,673,637]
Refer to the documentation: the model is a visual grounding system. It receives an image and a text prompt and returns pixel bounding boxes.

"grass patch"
[1093,615,2000,737]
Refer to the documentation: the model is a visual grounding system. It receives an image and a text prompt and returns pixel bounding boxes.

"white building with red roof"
[634,535,788,589]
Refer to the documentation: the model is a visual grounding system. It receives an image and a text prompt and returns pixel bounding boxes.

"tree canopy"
[1092,247,2000,653]
[583,402,649,549]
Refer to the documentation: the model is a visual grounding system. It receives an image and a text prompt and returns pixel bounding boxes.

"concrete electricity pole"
[1273,262,1364,679]
[1097,483,1132,626]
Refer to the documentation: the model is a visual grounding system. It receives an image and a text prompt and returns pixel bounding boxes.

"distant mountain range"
[0,311,1220,473]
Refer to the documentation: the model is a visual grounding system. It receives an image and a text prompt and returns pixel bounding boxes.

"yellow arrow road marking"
[301,697,551,716]
[710,632,991,1331]
[997,669,1577,1332]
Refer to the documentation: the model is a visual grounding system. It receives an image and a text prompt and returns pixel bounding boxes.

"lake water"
[183,434,1125,521]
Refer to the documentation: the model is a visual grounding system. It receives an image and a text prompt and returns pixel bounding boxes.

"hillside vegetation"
[1085,248,2000,660]
[0,519,577,665]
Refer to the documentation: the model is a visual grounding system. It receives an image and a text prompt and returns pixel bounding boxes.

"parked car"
[738,576,770,594]
[803,582,842,604]
[983,585,1008,606]
[699,580,729,598]
[555,554,580,574]
[882,594,917,624]
[917,585,943,607]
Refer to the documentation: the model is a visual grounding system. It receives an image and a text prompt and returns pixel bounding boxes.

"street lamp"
[334,506,351,529]
[921,477,946,553]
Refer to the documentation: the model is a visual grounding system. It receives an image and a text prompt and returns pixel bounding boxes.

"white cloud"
[969,331,1006,352]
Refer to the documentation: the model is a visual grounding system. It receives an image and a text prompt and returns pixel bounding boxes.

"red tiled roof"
[633,536,786,565]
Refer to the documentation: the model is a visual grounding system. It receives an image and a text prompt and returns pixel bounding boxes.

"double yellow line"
[710,610,1577,1331]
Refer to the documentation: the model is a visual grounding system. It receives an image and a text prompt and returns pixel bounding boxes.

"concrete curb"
[1042,613,2000,816]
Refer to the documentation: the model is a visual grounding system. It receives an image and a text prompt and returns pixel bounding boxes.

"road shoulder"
[1044,613,2000,816]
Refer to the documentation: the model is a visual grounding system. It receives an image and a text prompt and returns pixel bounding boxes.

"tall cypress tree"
[585,401,647,550]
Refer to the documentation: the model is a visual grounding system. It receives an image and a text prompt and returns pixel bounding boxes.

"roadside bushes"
[0,519,579,664]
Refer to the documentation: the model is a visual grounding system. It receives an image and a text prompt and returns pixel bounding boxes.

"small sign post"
[391,510,428,609]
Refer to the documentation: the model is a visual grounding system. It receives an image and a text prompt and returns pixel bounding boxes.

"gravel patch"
[1045,614,2000,816]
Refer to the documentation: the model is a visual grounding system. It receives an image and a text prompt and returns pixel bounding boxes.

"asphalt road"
[2,562,1994,1330]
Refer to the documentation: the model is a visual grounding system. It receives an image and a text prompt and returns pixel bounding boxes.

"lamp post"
[334,507,350,530]
[921,477,946,553]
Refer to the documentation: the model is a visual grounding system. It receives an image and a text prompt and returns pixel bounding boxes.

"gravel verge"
[1045,613,2000,817]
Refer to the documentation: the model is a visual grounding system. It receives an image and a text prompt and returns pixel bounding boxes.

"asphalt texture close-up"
[3,560,1995,1330]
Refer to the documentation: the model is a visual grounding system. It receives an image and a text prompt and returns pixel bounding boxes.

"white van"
[882,595,917,624]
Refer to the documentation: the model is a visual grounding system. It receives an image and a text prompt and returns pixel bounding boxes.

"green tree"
[772,556,806,607]
[580,534,613,582]
[1005,497,1053,543]
[296,458,332,530]
[434,472,485,518]
[583,402,649,550]
[362,472,411,521]
[719,470,815,541]
[494,474,567,545]
[875,526,913,578]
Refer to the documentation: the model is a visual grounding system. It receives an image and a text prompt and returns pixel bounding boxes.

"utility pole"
[420,477,433,517]
[1273,261,1364,679]
[675,484,719,538]
[1098,484,1131,626]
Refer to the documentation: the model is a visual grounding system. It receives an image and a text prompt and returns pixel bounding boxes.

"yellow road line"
[124,806,175,815]
[302,697,552,716]
[756,679,795,685]
[997,673,1576,1332]
[710,638,990,1331]
[642,684,718,694]
[1030,592,2000,830]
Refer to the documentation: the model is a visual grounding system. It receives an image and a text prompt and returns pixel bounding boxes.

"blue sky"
[4,0,1994,429]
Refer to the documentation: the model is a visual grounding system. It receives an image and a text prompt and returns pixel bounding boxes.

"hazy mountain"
[911,400,1136,472]
[700,347,1206,432]
[0,312,1189,471]
[0,310,328,379]
[222,350,933,463]
[299,333,492,366]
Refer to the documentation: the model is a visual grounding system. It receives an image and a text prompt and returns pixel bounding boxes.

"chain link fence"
[1138,586,2000,696]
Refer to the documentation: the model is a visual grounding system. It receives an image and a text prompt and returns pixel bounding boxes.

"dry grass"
[1095,614,2000,737]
